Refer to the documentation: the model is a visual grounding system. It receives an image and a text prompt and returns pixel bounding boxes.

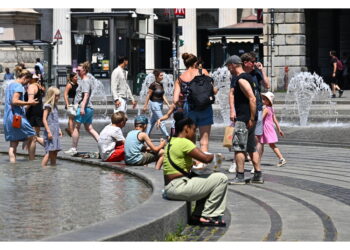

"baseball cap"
[134,115,148,125]
[225,55,242,65]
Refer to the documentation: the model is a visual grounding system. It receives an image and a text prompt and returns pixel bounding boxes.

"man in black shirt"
[226,55,263,184]
[241,52,270,173]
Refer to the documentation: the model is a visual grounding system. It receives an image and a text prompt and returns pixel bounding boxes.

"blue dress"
[3,81,35,141]
[43,103,61,152]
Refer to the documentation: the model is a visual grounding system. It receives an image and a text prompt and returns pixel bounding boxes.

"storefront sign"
[174,8,186,18]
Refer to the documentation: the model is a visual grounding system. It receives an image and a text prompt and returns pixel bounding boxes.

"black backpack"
[187,71,215,111]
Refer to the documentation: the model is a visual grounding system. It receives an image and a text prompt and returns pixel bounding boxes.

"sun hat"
[261,91,275,105]
[134,115,148,125]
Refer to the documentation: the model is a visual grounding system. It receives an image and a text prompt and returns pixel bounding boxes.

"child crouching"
[125,115,166,170]
[42,87,62,167]
[98,111,127,162]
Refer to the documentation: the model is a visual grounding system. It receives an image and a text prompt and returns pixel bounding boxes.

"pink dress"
[260,106,278,144]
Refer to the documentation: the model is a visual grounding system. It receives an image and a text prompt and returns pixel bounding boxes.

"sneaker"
[277,158,287,167]
[251,173,264,184]
[331,94,336,98]
[64,147,77,156]
[228,162,236,173]
[229,177,246,185]
[339,89,344,98]
[250,168,255,174]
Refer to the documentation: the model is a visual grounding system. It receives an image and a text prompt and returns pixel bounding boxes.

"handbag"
[66,104,79,117]
[222,125,235,148]
[12,114,22,128]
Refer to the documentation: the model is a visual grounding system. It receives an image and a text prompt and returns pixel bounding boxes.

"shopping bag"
[222,126,235,148]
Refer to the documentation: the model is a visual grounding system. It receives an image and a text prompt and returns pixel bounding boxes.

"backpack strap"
[166,137,192,178]
[198,68,203,76]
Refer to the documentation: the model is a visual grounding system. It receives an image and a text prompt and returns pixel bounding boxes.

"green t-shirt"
[163,137,197,175]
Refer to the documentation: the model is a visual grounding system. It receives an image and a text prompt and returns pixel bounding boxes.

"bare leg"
[41,153,49,167]
[68,117,75,135]
[155,149,164,170]
[269,143,283,159]
[49,151,58,165]
[34,126,41,137]
[84,123,99,142]
[198,125,211,152]
[9,141,19,163]
[235,152,246,173]
[255,135,263,159]
[28,136,37,160]
[249,151,261,172]
[72,123,81,148]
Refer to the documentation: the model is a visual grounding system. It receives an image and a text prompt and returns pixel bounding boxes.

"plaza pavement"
[1,133,350,241]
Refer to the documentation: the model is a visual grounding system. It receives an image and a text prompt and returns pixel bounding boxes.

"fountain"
[281,72,338,126]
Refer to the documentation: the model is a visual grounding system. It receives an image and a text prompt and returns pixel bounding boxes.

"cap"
[261,91,275,105]
[225,55,242,65]
[32,74,39,79]
[134,115,148,125]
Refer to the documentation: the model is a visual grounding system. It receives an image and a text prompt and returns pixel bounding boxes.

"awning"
[0,40,52,47]
[209,35,264,44]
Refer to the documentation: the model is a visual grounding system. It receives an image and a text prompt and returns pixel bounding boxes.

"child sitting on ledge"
[125,115,166,170]
[98,111,127,162]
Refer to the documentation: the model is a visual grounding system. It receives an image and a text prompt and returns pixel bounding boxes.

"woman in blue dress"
[3,69,39,163]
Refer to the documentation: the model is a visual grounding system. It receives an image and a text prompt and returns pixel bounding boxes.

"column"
[178,8,197,70]
[52,8,71,66]
[219,8,237,28]
[137,8,155,73]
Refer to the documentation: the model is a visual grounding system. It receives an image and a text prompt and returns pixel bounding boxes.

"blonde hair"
[44,87,60,107]
[79,61,90,73]
[17,69,32,79]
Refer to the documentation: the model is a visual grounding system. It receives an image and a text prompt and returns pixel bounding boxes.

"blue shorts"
[75,107,94,124]
[185,103,214,127]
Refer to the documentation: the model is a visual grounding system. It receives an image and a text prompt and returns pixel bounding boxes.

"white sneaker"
[250,168,255,174]
[277,158,287,167]
[64,147,77,156]
[228,162,236,173]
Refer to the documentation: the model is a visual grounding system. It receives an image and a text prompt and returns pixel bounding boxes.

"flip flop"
[198,216,226,227]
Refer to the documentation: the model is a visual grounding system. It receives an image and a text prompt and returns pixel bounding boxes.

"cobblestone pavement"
[1,134,350,241]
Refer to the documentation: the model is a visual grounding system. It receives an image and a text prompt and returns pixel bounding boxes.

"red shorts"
[105,144,125,162]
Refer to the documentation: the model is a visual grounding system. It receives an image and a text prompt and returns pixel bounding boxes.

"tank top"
[124,130,144,164]
[149,82,165,102]
[24,85,44,116]
[68,82,78,99]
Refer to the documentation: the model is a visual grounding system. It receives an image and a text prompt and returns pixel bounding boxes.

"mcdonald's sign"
[174,8,186,18]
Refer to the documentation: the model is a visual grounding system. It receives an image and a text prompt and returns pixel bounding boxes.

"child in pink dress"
[260,92,286,167]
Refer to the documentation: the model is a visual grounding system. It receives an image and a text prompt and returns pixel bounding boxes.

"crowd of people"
[2,53,289,227]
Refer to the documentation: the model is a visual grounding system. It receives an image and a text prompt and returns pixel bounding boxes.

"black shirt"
[149,82,165,102]
[234,73,256,123]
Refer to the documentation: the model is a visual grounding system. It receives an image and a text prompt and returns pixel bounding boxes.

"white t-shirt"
[98,124,125,161]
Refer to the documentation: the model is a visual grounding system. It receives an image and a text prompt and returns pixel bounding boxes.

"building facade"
[2,8,349,91]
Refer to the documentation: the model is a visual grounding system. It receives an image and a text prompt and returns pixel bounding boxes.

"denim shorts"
[233,121,256,152]
[255,110,263,136]
[184,102,214,127]
[75,107,94,124]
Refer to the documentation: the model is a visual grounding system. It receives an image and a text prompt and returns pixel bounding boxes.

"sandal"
[198,216,226,227]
